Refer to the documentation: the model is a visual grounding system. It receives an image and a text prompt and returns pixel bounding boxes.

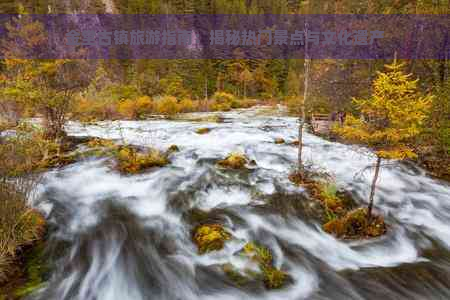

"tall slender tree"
[297,7,311,176]
[333,59,432,220]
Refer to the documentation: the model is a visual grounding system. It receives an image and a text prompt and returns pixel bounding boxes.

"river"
[30,106,450,300]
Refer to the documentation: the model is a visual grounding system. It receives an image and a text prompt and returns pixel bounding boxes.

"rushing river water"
[30,107,450,300]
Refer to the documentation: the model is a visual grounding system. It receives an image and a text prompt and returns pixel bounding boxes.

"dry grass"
[0,125,47,285]
[0,184,45,285]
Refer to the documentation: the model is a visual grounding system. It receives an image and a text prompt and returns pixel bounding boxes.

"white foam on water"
[34,107,450,299]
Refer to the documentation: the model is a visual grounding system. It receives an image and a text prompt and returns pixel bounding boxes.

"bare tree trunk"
[368,155,382,220]
[244,81,246,100]
[298,22,310,176]
[204,76,208,111]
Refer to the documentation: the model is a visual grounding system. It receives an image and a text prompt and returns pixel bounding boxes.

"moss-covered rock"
[261,265,288,289]
[243,242,273,266]
[241,242,289,289]
[222,263,249,286]
[192,224,231,254]
[40,137,118,169]
[288,171,385,239]
[85,137,117,149]
[115,146,169,174]
[318,183,345,213]
[289,172,348,214]
[166,144,180,154]
[323,208,387,239]
[274,138,285,144]
[80,137,120,159]
[217,153,249,169]
[196,128,211,134]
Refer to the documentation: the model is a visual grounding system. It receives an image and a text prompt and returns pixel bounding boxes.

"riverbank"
[312,129,450,183]
[0,240,48,300]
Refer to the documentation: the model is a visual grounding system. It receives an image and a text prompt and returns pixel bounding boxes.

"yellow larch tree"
[334,60,432,219]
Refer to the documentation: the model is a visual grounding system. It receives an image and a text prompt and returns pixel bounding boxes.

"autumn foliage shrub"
[213,92,235,104]
[117,96,153,120]
[155,96,180,116]
[178,98,196,113]
[73,97,120,122]
[210,92,236,112]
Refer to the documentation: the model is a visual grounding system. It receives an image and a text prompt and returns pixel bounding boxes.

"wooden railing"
[311,114,331,135]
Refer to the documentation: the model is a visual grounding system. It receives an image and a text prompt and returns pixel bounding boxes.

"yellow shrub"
[116,96,153,120]
[213,92,235,104]
[210,101,231,112]
[155,96,180,116]
[178,98,196,113]
[117,99,137,119]
[210,92,236,111]
[135,96,153,118]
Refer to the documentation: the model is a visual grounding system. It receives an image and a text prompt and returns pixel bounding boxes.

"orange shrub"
[117,96,153,120]
[117,99,137,119]
[135,96,153,117]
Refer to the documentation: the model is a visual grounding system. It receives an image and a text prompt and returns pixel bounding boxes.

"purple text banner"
[0,14,448,59]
